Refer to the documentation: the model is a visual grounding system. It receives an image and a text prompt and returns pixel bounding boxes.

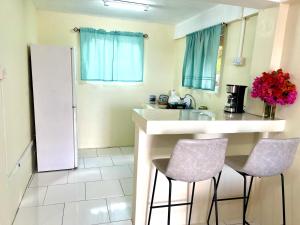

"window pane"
[182,24,222,91]
[113,33,144,82]
[80,28,144,82]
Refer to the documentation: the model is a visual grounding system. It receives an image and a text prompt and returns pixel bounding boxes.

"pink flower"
[251,69,297,106]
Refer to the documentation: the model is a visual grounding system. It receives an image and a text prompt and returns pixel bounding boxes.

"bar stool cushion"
[225,155,248,173]
[151,139,228,183]
[225,138,300,177]
[153,158,170,175]
[165,139,228,182]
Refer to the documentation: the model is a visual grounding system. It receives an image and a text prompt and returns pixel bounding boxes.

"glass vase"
[263,102,276,119]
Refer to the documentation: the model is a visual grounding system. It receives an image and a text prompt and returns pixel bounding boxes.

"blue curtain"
[182,24,222,90]
[80,28,144,82]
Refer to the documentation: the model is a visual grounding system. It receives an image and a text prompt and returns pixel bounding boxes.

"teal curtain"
[80,28,144,82]
[182,24,222,90]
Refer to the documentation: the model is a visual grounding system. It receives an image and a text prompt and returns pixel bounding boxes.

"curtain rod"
[73,27,149,39]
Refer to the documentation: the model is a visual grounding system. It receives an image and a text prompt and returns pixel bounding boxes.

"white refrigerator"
[30,45,78,172]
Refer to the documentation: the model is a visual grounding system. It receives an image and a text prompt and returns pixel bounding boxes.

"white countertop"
[132,108,286,135]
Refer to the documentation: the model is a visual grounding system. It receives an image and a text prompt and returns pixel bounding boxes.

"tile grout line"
[105,198,112,223]
[67,170,70,184]
[36,181,79,188]
[84,156,115,169]
[85,182,87,200]
[83,157,86,168]
[11,172,35,225]
[42,186,49,205]
[61,203,66,225]
[14,149,135,225]
[96,148,100,158]
[99,167,103,180]
[128,164,133,175]
[118,179,126,196]
[110,155,116,166]
[44,198,110,205]
[14,203,67,212]
[83,157,86,169]
[84,178,128,185]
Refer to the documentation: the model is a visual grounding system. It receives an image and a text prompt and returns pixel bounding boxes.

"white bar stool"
[207,138,300,225]
[147,138,229,225]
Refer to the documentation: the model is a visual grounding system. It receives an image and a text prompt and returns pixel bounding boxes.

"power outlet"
[233,57,246,66]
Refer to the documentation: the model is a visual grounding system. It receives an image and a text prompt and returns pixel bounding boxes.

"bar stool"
[147,138,228,225]
[207,138,300,225]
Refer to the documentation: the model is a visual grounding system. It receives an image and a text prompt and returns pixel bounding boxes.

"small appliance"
[149,95,156,104]
[167,90,196,109]
[224,84,247,113]
[168,90,182,109]
[158,94,169,108]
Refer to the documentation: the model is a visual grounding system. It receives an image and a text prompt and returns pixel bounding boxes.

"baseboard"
[8,141,35,178]
[0,140,35,225]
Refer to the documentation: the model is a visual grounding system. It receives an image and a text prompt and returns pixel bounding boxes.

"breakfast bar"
[132,109,286,225]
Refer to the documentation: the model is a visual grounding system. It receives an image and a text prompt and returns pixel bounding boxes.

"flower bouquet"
[251,69,297,119]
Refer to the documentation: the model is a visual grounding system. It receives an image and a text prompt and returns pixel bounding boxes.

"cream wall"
[246,7,279,115]
[280,4,300,224]
[37,11,176,148]
[252,2,300,225]
[0,0,37,224]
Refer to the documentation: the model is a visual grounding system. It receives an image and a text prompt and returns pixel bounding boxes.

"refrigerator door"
[73,107,78,168]
[31,45,76,172]
[71,48,78,168]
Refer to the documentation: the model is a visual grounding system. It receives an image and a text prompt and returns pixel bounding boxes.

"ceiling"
[33,0,278,25]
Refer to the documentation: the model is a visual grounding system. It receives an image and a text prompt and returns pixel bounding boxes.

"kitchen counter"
[133,108,286,135]
[131,108,286,225]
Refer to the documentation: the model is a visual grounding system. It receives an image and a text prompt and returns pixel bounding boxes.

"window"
[214,29,225,93]
[182,24,223,91]
[80,28,144,82]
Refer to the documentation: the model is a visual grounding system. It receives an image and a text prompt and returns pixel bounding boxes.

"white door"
[31,45,75,172]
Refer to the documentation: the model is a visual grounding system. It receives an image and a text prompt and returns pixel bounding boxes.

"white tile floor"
[13,146,134,225]
[13,146,250,225]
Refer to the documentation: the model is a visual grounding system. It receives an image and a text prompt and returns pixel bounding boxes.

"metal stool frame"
[148,169,221,225]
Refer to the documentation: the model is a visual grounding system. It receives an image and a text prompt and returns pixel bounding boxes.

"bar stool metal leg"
[281,174,286,225]
[167,178,172,225]
[207,171,222,224]
[242,175,247,225]
[148,169,158,225]
[244,176,254,223]
[213,177,219,225]
[245,176,254,213]
[188,182,196,225]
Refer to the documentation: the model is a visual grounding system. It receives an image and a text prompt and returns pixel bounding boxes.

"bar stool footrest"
[152,202,192,209]
[217,196,246,202]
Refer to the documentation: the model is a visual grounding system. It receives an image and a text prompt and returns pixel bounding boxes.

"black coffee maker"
[224,84,247,113]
